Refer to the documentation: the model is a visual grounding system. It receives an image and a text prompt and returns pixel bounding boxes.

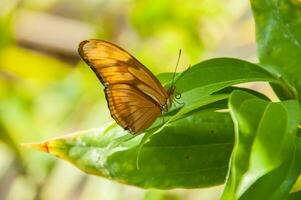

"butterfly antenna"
[172,49,182,85]
[173,63,192,86]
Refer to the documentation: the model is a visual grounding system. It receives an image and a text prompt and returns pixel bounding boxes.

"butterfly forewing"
[78,39,169,134]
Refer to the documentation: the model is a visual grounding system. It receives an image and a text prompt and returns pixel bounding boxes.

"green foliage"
[0,46,109,198]
[20,0,301,199]
[288,191,301,200]
[144,190,181,200]
[27,111,233,189]
[26,58,279,189]
[221,91,301,199]
[0,0,17,52]
[129,0,227,60]
[251,0,301,100]
[173,58,277,94]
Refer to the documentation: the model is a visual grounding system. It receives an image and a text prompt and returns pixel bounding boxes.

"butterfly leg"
[161,114,166,124]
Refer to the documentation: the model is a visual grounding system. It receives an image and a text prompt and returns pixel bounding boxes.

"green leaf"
[251,0,301,100]
[159,58,277,102]
[221,90,300,199]
[24,110,234,189]
[239,138,301,200]
[174,57,278,94]
[155,58,277,122]
[288,190,301,200]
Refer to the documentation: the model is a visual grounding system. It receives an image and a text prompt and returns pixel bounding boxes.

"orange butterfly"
[78,39,177,134]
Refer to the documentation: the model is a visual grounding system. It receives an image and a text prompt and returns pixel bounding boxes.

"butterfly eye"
[175,93,181,99]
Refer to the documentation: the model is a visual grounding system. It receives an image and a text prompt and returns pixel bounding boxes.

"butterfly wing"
[106,84,161,133]
[78,39,168,134]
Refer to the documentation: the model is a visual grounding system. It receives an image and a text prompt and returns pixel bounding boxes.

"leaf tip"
[21,141,49,153]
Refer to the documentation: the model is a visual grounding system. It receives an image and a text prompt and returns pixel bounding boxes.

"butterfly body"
[78,39,174,134]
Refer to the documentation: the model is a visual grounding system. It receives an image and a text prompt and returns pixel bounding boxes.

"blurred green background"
[0,0,258,199]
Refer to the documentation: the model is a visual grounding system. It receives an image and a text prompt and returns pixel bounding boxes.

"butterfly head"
[161,85,176,112]
[167,85,176,97]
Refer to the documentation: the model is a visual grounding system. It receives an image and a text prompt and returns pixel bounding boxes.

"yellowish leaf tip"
[21,141,49,153]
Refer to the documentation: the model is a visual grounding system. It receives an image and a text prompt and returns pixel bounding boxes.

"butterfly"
[78,39,179,134]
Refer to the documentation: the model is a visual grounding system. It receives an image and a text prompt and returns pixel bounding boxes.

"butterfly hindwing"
[106,84,161,133]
